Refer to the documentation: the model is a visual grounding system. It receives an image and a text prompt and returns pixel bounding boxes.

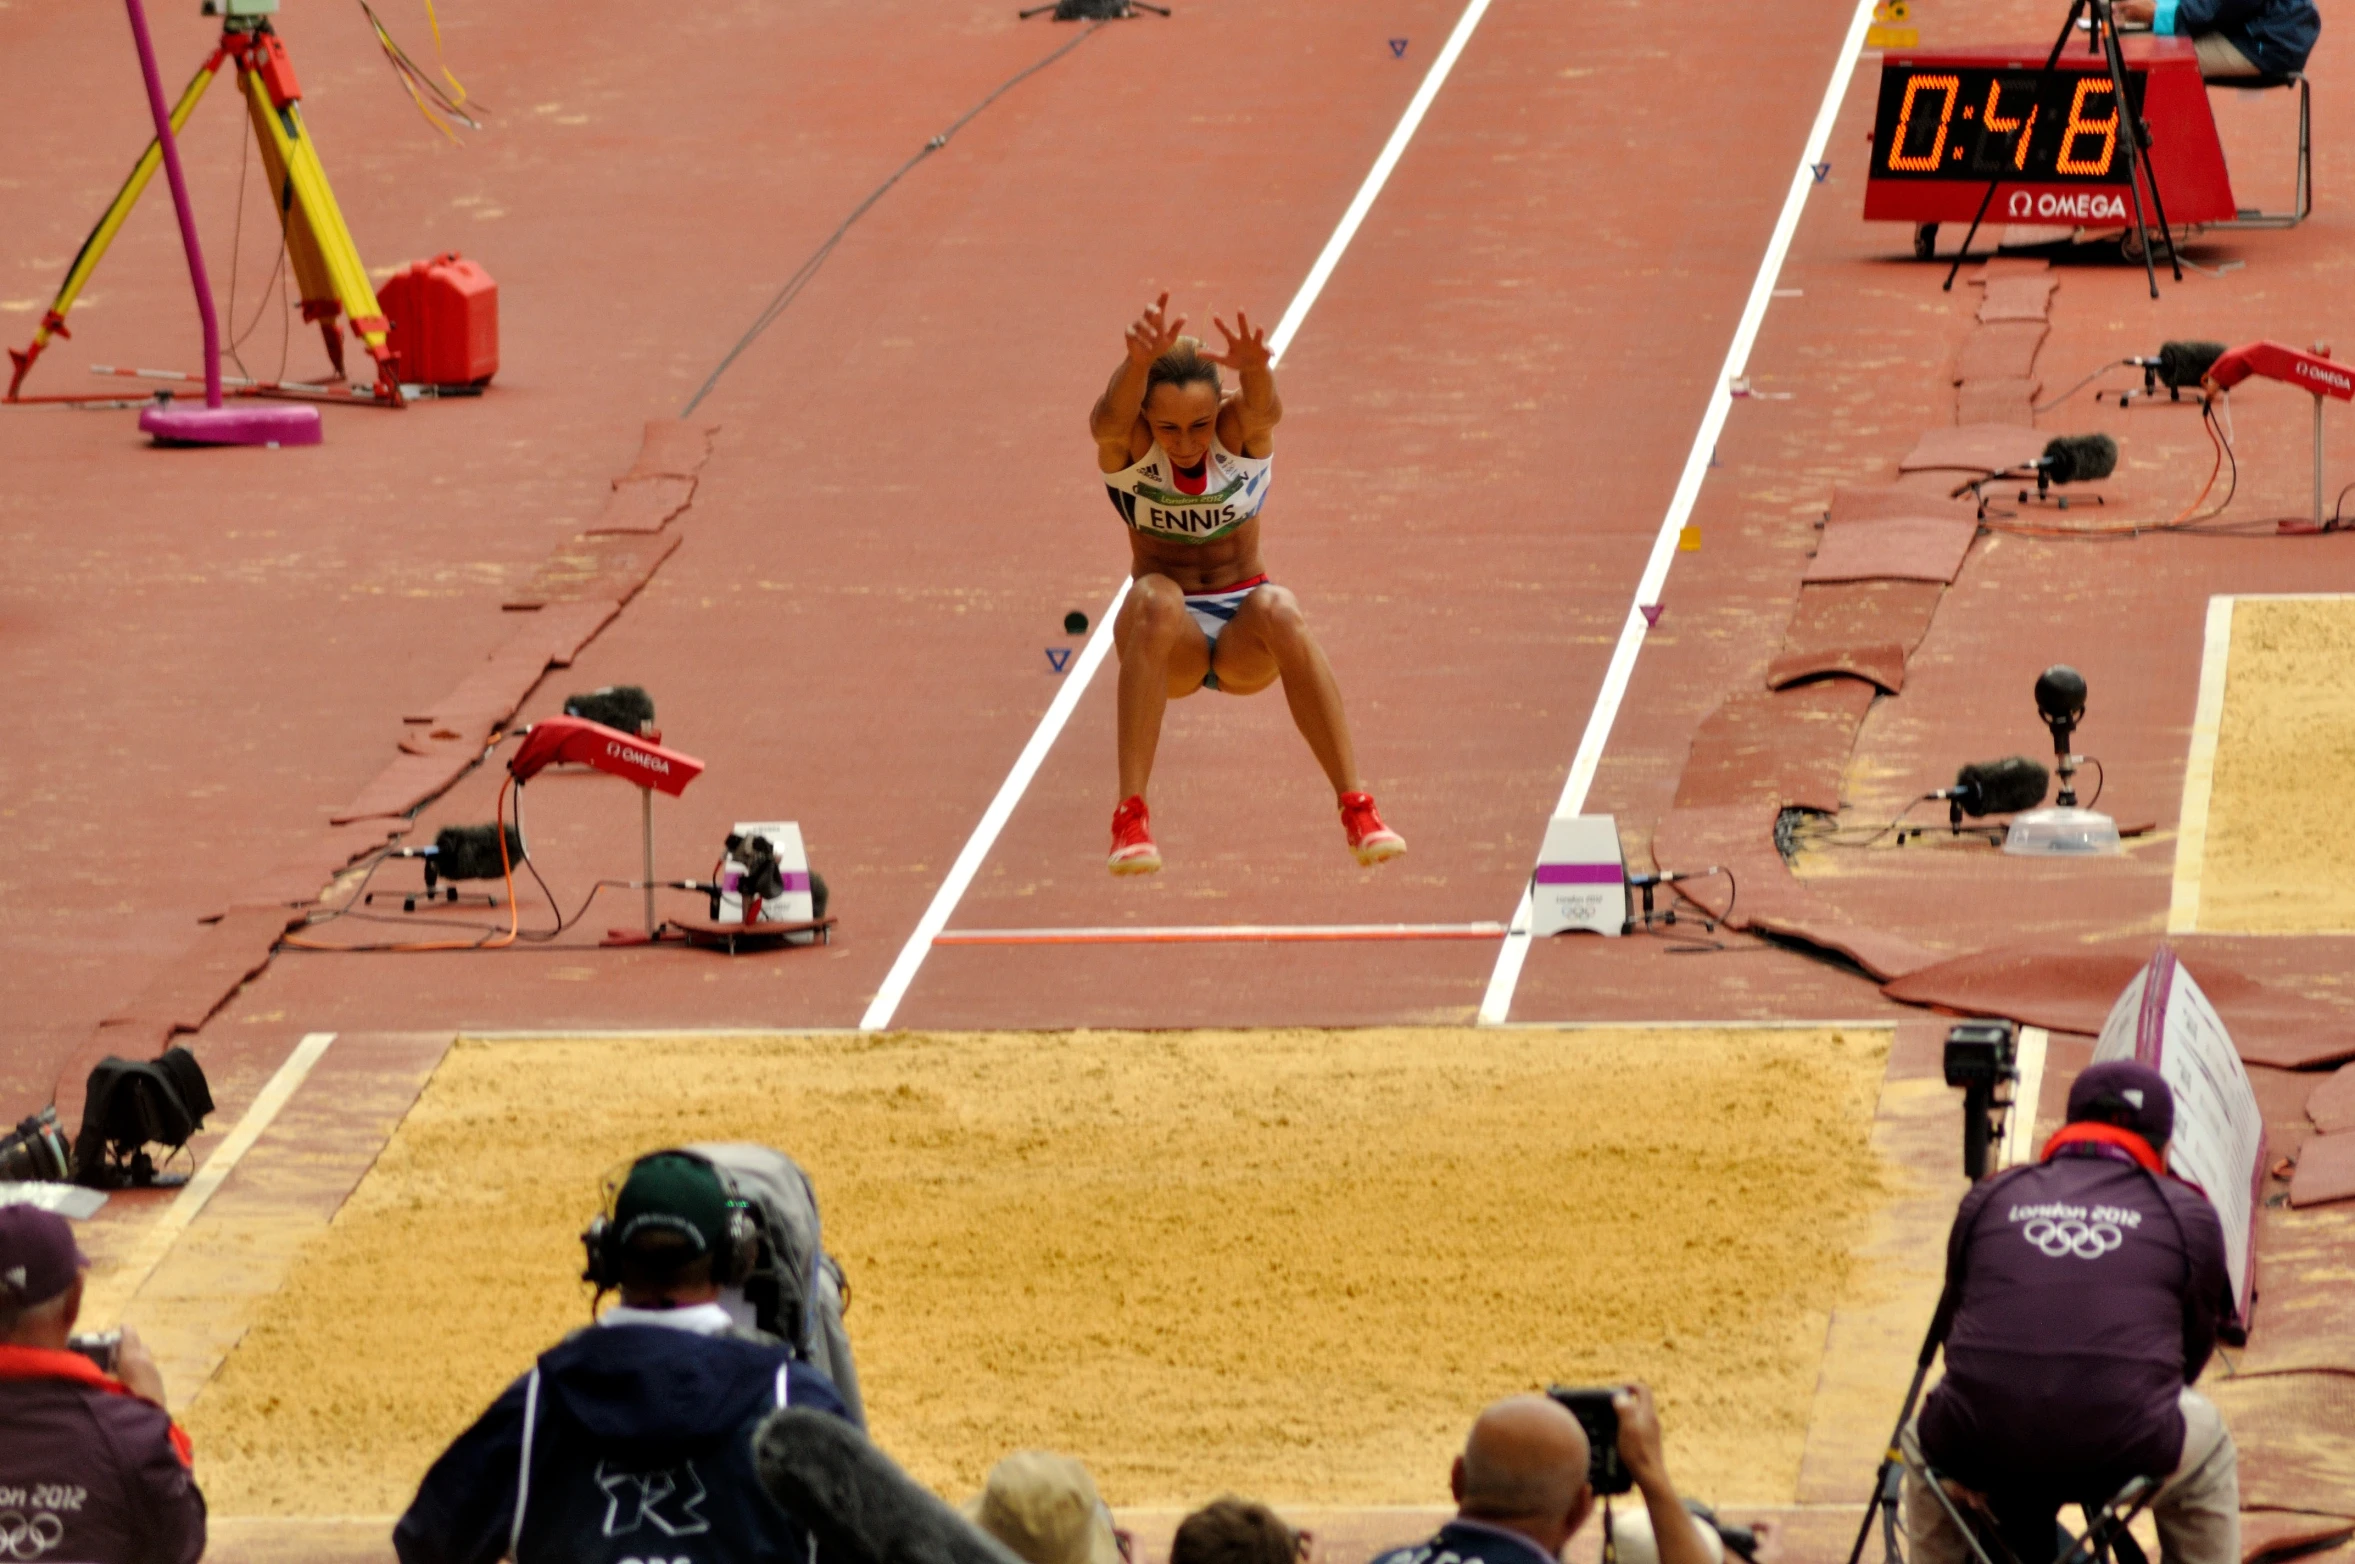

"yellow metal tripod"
[7,14,404,404]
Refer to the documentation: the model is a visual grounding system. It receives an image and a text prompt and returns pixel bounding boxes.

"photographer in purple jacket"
[0,1204,205,1564]
[1904,1061,2238,1564]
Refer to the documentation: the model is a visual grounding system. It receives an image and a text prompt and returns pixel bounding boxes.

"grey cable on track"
[681,19,1111,418]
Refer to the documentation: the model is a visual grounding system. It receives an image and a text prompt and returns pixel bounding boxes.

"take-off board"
[1864,36,2235,227]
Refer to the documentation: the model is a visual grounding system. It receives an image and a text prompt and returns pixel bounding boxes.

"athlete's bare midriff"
[1126,513,1266,595]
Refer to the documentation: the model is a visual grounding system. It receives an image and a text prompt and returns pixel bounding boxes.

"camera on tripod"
[1942,1020,2020,1181]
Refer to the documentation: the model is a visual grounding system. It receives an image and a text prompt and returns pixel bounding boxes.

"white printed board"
[2091,945,2266,1332]
[1531,814,1625,937]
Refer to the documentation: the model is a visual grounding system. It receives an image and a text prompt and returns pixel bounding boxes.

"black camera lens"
[0,1108,73,1183]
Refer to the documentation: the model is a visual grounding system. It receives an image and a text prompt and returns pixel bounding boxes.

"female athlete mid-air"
[1091,294,1405,876]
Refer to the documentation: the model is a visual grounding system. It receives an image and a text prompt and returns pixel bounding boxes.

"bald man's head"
[1450,1395,1594,1554]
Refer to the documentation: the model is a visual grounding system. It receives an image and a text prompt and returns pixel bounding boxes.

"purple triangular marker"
[1389,37,1408,56]
[1639,604,1663,627]
[1046,647,1072,672]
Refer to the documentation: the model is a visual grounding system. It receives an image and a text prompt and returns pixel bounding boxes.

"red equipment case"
[380,253,498,387]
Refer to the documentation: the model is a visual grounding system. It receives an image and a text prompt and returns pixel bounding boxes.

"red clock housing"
[1863,36,2235,228]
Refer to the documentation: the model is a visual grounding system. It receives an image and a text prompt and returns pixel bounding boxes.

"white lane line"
[2002,1026,2050,1169]
[86,1031,337,1328]
[1476,0,1881,1026]
[859,0,1500,1032]
[2168,594,2237,934]
[1267,0,1495,359]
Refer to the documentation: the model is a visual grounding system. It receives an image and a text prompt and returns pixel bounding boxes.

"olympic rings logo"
[2022,1219,2124,1259]
[0,1512,64,1560]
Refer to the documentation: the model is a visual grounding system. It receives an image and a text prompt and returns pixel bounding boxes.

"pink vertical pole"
[123,0,223,409]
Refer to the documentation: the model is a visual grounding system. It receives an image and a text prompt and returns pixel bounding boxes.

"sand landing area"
[2198,596,2355,933]
[179,1026,1894,1517]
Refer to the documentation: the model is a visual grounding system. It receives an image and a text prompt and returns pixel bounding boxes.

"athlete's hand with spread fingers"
[1125,292,1187,368]
[1206,310,1273,374]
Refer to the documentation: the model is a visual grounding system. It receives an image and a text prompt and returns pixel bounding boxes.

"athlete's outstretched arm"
[1092,294,1185,473]
[1207,311,1280,458]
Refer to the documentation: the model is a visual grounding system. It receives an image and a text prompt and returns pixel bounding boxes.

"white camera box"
[1530,814,1625,937]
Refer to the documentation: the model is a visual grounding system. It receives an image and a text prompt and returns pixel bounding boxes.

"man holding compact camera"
[0,1203,206,1564]
[1374,1386,1716,1564]
[1907,1060,2239,1564]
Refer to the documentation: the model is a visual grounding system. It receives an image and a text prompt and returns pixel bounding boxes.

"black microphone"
[2035,665,2087,729]
[1932,757,2050,817]
[563,683,657,736]
[2036,433,2118,485]
[403,823,525,881]
[756,1407,1027,1564]
[2130,340,2227,389]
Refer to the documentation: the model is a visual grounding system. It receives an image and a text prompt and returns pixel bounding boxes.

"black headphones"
[580,1148,761,1293]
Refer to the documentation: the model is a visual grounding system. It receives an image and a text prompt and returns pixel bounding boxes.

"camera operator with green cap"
[395,1151,851,1564]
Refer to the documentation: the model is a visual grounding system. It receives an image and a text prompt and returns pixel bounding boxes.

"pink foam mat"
[584,474,696,534]
[502,530,682,610]
[1674,679,1880,813]
[2311,1064,2355,1134]
[1954,321,2049,383]
[1898,423,2049,475]
[2291,1131,2355,1208]
[1805,516,1980,585]
[1956,378,2040,426]
[1782,579,1949,656]
[1881,940,2355,1069]
[1978,276,2059,323]
[615,419,719,483]
[1826,484,1982,522]
[1765,641,1908,694]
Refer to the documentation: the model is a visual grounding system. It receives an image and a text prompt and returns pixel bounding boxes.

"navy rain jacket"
[2168,0,2320,76]
[394,1324,848,1564]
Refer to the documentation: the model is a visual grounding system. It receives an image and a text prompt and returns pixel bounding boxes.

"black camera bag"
[73,1045,215,1187]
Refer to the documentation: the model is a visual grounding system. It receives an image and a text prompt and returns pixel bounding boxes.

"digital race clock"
[1862,39,2235,228]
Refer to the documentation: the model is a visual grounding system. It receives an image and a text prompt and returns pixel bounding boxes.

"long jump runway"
[7,0,1881,1073]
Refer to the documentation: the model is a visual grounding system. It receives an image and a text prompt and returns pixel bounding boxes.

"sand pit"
[184,1027,1891,1515]
[2199,597,2355,932]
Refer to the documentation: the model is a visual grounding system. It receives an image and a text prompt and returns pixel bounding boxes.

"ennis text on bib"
[1103,438,1272,545]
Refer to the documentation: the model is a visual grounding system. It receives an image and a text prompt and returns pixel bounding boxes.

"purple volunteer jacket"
[1918,1143,2232,1497]
[0,1347,205,1564]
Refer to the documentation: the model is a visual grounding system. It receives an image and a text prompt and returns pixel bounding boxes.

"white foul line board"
[1476,0,1883,1025]
[859,0,1501,1032]
[2167,595,2237,934]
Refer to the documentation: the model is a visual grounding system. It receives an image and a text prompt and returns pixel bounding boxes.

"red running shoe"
[1109,794,1162,876]
[1339,791,1406,866]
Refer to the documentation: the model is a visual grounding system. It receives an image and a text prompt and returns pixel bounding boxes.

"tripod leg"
[242,70,349,381]
[6,52,227,399]
[242,51,403,402]
[1941,182,2001,291]
[2086,13,2161,294]
[1945,0,2089,291]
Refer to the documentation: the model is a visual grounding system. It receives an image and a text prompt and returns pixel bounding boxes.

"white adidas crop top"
[1102,436,1272,545]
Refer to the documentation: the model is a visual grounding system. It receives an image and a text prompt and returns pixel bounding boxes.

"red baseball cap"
[0,1203,89,1309]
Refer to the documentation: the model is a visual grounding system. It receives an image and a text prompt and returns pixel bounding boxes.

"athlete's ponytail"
[1147,337,1223,402]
